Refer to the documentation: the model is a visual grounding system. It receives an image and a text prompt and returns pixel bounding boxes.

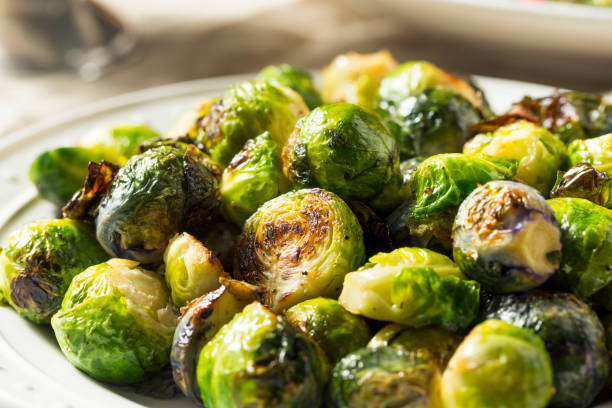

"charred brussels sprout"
[328,346,441,408]
[0,219,107,323]
[95,143,220,264]
[339,247,479,331]
[441,319,553,408]
[220,131,285,226]
[285,297,371,365]
[257,64,322,110]
[51,259,178,384]
[163,232,227,307]
[464,120,567,194]
[321,50,398,110]
[196,301,328,408]
[480,291,608,408]
[550,162,612,208]
[568,133,612,175]
[236,188,365,312]
[453,180,561,293]
[282,102,399,202]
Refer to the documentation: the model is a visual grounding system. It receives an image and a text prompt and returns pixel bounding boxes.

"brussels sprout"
[368,324,461,368]
[464,120,567,194]
[0,219,107,324]
[171,279,261,403]
[480,290,608,408]
[196,301,328,407]
[509,91,612,143]
[346,200,393,256]
[220,131,285,226]
[453,180,561,293]
[94,143,220,264]
[236,188,365,312]
[51,259,178,384]
[163,232,227,307]
[285,297,371,365]
[282,102,400,202]
[257,64,322,110]
[568,133,612,175]
[551,162,612,208]
[194,80,308,166]
[338,247,479,331]
[321,50,398,110]
[547,198,612,305]
[328,346,441,408]
[440,319,554,408]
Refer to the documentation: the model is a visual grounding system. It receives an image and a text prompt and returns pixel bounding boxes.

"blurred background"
[1,0,612,136]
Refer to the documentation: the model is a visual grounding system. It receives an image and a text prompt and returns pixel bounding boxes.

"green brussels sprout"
[480,290,609,408]
[547,198,612,306]
[257,64,322,110]
[453,180,562,293]
[51,258,178,384]
[195,80,308,166]
[321,50,398,110]
[568,133,612,175]
[163,232,227,307]
[551,162,612,208]
[220,131,285,226]
[171,279,261,403]
[285,297,371,365]
[196,301,328,408]
[509,91,612,143]
[235,188,365,312]
[0,219,108,324]
[440,319,554,408]
[338,247,479,331]
[464,120,567,194]
[95,143,220,264]
[282,102,400,202]
[328,346,441,408]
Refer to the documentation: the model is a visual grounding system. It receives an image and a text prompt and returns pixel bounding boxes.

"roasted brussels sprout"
[285,297,371,365]
[220,131,285,226]
[328,346,441,408]
[257,64,322,110]
[321,50,398,110]
[453,180,561,293]
[551,162,611,208]
[568,133,612,175]
[51,259,178,384]
[464,120,567,194]
[0,219,107,323]
[282,102,400,202]
[94,143,220,264]
[339,247,480,331]
[163,232,227,307]
[235,188,365,312]
[196,301,328,407]
[480,290,609,408]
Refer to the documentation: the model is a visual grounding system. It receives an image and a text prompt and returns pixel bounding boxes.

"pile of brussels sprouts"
[3,50,612,408]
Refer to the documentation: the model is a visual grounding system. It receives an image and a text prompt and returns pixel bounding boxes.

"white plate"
[0,74,608,408]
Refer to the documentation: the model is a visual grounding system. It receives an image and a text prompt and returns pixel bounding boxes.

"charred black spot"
[10,273,59,320]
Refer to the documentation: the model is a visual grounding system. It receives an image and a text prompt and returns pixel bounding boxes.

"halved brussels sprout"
[257,64,322,110]
[163,232,227,307]
[235,188,365,312]
[220,131,285,226]
[453,180,561,293]
[568,133,612,175]
[464,120,567,194]
[328,346,441,408]
[338,247,479,331]
[440,319,554,408]
[480,290,609,408]
[321,50,398,109]
[0,219,107,324]
[51,259,178,384]
[196,301,328,407]
[282,102,400,202]
[551,162,611,208]
[94,143,220,264]
[285,297,371,365]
